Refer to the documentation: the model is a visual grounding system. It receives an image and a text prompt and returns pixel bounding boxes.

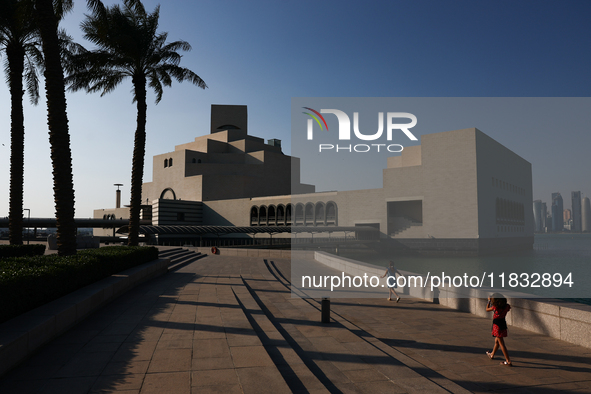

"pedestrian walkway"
[1,252,590,393]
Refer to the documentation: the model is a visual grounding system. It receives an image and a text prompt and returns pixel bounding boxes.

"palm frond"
[2,56,11,87]
[160,64,207,89]
[154,67,172,87]
[161,39,191,54]
[23,52,40,105]
[85,0,108,21]
[53,0,74,20]
[90,71,126,96]
[0,0,44,104]
[124,0,148,19]
[68,0,207,102]
[147,69,163,103]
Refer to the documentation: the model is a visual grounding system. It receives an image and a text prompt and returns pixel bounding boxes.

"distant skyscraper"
[583,197,591,233]
[552,204,561,231]
[551,192,563,232]
[564,209,572,223]
[533,200,542,232]
[541,202,547,231]
[571,191,582,232]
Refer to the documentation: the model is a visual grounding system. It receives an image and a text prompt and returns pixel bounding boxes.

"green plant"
[0,246,159,323]
[0,244,46,258]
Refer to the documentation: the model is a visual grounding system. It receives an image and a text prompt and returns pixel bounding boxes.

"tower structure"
[571,191,582,232]
[563,209,571,224]
[533,200,542,232]
[582,197,591,232]
[551,192,563,232]
[141,105,314,205]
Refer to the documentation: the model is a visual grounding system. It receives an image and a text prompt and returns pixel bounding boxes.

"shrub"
[0,246,159,324]
[0,244,46,258]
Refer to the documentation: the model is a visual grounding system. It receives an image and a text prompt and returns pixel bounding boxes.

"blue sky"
[1,0,590,218]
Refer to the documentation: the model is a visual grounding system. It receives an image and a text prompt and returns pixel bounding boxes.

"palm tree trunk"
[7,44,25,245]
[128,75,147,246]
[34,0,77,255]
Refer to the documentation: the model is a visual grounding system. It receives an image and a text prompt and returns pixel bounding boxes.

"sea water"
[339,233,591,300]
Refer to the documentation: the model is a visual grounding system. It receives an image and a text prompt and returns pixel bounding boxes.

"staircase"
[158,247,205,270]
[389,215,423,236]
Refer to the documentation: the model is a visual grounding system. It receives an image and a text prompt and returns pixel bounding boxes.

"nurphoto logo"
[303,107,418,153]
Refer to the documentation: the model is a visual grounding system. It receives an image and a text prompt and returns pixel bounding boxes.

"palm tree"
[67,0,207,246]
[0,0,43,245]
[33,0,77,255]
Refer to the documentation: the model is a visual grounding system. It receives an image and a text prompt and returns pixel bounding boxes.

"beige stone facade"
[94,106,534,252]
[200,127,534,252]
[141,104,314,205]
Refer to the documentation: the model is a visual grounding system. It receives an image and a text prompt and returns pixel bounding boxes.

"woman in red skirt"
[486,293,512,366]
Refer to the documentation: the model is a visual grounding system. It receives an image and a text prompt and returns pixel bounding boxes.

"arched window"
[326,201,338,225]
[160,188,176,200]
[295,204,304,225]
[250,206,258,226]
[259,206,268,226]
[277,205,285,225]
[286,204,293,225]
[315,202,325,226]
[305,203,314,226]
[164,158,168,168]
[169,157,173,166]
[268,205,276,225]
[192,158,196,163]
[216,124,240,130]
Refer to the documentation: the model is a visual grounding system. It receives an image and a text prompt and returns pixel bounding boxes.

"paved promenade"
[1,252,591,393]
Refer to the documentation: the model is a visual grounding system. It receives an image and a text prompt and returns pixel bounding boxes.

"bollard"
[321,297,330,323]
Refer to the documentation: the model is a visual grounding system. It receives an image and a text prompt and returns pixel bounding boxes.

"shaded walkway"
[1,253,590,393]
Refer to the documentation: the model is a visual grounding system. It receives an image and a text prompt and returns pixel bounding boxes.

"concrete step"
[169,252,204,271]
[169,250,200,263]
[158,247,196,260]
[157,247,184,257]
[160,248,205,270]
[166,249,195,260]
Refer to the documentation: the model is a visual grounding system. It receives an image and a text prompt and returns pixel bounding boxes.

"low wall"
[190,247,309,260]
[47,234,100,250]
[314,251,591,349]
[0,258,170,377]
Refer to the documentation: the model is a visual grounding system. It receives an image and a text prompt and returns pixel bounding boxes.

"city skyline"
[534,191,591,233]
[1,1,591,218]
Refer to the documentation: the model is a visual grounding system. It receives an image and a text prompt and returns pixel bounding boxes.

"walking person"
[486,293,512,366]
[381,261,400,302]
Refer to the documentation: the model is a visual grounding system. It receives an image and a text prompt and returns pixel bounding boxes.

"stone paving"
[1,253,591,393]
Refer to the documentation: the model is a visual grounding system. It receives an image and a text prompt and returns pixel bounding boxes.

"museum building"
[94,105,534,253]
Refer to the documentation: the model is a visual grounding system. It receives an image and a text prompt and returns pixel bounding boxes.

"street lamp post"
[114,184,123,209]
